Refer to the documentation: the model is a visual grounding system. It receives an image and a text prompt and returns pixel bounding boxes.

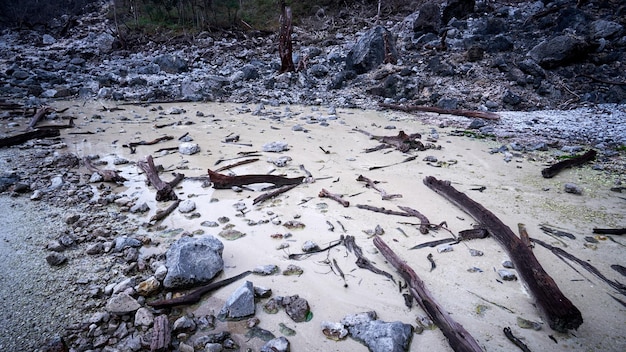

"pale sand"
[45,101,626,351]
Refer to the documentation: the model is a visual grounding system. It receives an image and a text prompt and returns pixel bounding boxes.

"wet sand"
[9,101,626,351]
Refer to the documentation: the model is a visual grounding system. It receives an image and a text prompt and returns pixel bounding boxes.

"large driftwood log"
[137,155,184,201]
[379,102,500,120]
[423,176,583,332]
[373,236,483,352]
[207,169,304,189]
[541,150,597,178]
[0,128,60,148]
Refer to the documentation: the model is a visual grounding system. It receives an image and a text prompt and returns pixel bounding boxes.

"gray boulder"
[413,2,441,35]
[260,336,290,352]
[154,54,188,73]
[217,280,255,321]
[528,35,595,68]
[342,311,413,352]
[590,20,623,40]
[163,235,224,289]
[346,26,398,74]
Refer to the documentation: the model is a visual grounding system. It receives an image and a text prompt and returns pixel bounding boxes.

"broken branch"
[357,175,403,200]
[148,271,251,309]
[318,188,350,207]
[374,236,483,352]
[253,183,300,205]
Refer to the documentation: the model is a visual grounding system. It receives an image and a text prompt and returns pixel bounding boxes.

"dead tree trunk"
[374,236,483,352]
[423,176,583,332]
[278,0,295,73]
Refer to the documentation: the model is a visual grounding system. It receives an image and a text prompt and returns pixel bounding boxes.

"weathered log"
[373,236,483,352]
[0,128,60,148]
[318,188,349,207]
[150,314,171,352]
[83,157,127,183]
[207,169,304,189]
[148,271,251,309]
[541,150,596,178]
[137,155,184,201]
[253,183,300,205]
[423,176,583,332]
[379,102,500,120]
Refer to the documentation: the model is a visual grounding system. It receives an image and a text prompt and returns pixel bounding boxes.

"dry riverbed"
[1,100,625,351]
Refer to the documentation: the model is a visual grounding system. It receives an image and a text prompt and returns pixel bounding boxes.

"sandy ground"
[2,100,625,351]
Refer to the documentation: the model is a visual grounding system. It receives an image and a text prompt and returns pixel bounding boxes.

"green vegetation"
[111,0,339,33]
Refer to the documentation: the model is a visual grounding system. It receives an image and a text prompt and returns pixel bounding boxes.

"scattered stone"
[340,311,413,352]
[564,183,583,195]
[497,269,517,281]
[346,26,398,74]
[321,320,349,340]
[436,244,454,253]
[136,276,160,296]
[178,199,196,213]
[262,141,289,152]
[282,264,303,276]
[280,295,311,323]
[218,280,256,321]
[253,264,279,275]
[134,307,154,327]
[105,292,141,314]
[179,142,200,155]
[260,336,290,352]
[173,315,197,332]
[301,240,320,252]
[46,253,67,266]
[163,235,224,289]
